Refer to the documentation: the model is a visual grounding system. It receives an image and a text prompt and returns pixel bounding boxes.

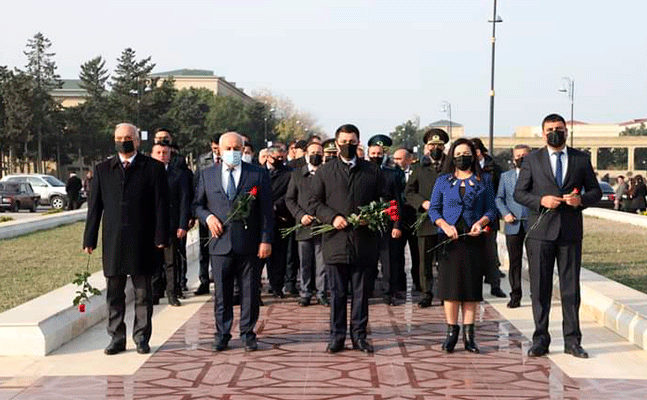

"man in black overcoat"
[514,113,601,359]
[194,132,273,352]
[66,172,83,210]
[309,124,383,354]
[83,123,169,355]
[404,129,447,308]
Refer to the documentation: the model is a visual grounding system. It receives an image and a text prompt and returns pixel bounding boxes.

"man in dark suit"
[151,143,192,306]
[367,134,405,305]
[285,140,328,307]
[83,123,169,355]
[514,113,601,359]
[265,145,294,297]
[310,124,383,354]
[495,144,531,308]
[194,134,221,296]
[404,129,447,308]
[194,132,273,352]
[66,172,83,210]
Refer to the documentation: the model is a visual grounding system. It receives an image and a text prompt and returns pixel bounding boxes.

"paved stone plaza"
[2,286,647,399]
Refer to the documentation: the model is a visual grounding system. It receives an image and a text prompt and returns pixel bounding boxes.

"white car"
[0,174,69,209]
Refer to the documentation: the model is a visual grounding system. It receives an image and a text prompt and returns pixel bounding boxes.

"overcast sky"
[2,0,646,140]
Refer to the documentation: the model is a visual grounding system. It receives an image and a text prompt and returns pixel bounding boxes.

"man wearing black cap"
[310,124,383,354]
[367,134,405,305]
[404,128,448,308]
[322,139,337,163]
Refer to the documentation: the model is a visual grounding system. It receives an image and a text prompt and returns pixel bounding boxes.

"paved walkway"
[2,257,647,399]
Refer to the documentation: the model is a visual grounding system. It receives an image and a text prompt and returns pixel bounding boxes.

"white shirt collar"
[118,151,137,164]
[547,145,568,156]
[340,156,357,168]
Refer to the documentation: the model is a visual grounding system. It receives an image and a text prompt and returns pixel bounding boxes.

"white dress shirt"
[547,146,568,184]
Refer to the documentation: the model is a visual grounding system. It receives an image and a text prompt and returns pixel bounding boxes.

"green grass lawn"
[582,215,647,294]
[0,222,102,313]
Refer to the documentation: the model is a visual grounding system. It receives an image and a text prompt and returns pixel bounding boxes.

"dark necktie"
[123,160,130,170]
[226,168,236,201]
[555,151,563,188]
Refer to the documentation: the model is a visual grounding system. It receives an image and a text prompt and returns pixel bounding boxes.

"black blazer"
[167,166,192,234]
[514,146,601,242]
[285,165,319,241]
[269,164,294,229]
[309,158,383,265]
[193,162,274,255]
[380,165,405,230]
[83,153,170,276]
[404,159,443,236]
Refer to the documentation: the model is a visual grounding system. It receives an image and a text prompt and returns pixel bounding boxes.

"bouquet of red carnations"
[309,200,399,236]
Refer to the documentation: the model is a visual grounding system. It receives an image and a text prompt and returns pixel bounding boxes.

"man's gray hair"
[219,131,243,147]
[115,123,140,139]
[513,144,530,151]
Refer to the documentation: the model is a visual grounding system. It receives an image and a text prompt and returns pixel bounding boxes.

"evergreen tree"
[165,87,214,158]
[2,71,35,160]
[79,56,109,100]
[23,32,62,172]
[109,48,155,125]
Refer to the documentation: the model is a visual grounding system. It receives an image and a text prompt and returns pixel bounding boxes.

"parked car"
[0,182,41,212]
[0,174,68,209]
[597,181,615,209]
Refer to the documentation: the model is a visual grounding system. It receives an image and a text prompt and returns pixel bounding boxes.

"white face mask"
[241,154,253,164]
[222,150,242,166]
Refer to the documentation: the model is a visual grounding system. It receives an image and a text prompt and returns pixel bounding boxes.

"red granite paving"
[4,296,647,399]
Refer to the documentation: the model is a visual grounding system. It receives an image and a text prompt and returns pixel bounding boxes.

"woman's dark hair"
[442,138,483,178]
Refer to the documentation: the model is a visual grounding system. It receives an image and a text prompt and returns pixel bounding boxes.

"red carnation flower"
[79,304,85,313]
[390,200,397,207]
[249,186,259,197]
[483,226,492,233]
[572,188,579,194]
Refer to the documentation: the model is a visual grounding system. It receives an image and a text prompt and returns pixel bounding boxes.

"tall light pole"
[263,107,274,146]
[441,101,452,141]
[487,0,503,155]
[559,77,575,148]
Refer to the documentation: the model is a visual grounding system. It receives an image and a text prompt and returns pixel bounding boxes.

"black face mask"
[338,143,358,160]
[308,154,323,166]
[547,130,566,148]
[513,157,524,168]
[115,140,135,154]
[324,155,336,163]
[455,155,473,171]
[369,156,384,165]
[430,147,443,161]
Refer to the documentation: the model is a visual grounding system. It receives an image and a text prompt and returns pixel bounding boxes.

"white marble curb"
[0,209,87,240]
[0,229,199,356]
[497,207,647,351]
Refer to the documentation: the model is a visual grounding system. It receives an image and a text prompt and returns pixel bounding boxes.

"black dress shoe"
[417,295,433,308]
[136,341,151,354]
[244,337,258,352]
[166,293,181,307]
[326,339,345,353]
[527,345,549,357]
[317,296,330,307]
[194,283,210,296]
[352,338,374,353]
[564,344,589,358]
[104,341,126,355]
[298,297,310,307]
[212,336,230,352]
[507,299,521,308]
[383,294,396,306]
[490,287,507,298]
[232,295,241,306]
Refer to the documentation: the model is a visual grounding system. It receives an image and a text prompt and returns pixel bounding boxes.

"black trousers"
[402,227,420,291]
[505,226,526,301]
[268,226,288,293]
[483,231,502,289]
[178,236,188,289]
[417,235,438,297]
[525,237,583,348]
[152,238,181,298]
[67,192,80,210]
[198,223,211,285]
[211,253,260,340]
[380,231,405,295]
[328,262,370,342]
[284,232,299,292]
[106,274,152,345]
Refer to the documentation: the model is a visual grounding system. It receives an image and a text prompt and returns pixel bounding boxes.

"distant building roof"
[150,69,214,77]
[60,79,83,90]
[566,120,588,125]
[429,119,463,127]
[619,118,647,126]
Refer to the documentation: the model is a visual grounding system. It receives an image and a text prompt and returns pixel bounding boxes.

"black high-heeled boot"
[463,324,480,353]
[441,324,460,353]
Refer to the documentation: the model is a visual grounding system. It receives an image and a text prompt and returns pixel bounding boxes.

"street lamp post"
[441,101,452,141]
[559,77,575,148]
[263,107,274,147]
[487,0,502,155]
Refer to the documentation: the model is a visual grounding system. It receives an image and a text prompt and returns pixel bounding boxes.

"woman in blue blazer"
[428,138,497,353]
